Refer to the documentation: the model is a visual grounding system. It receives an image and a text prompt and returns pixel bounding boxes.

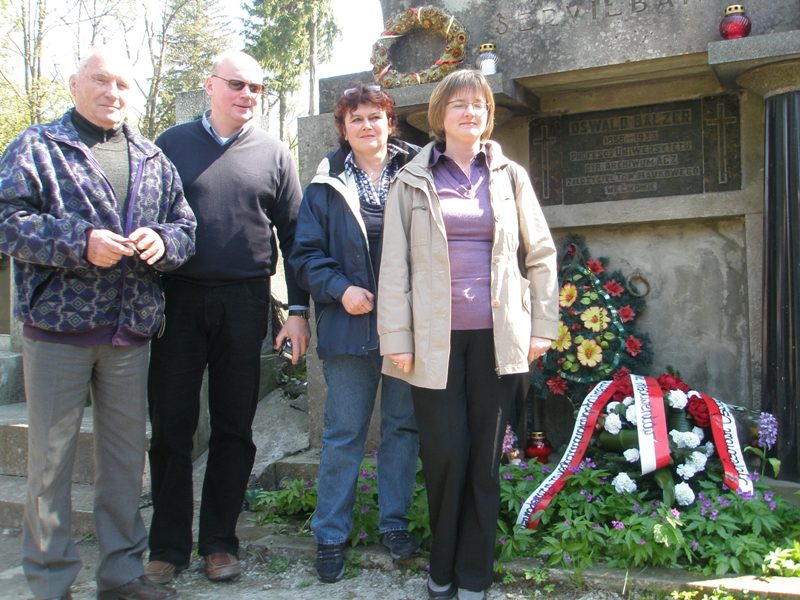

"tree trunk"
[307,8,317,116]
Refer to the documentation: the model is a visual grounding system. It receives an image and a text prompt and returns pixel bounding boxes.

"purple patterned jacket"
[0,109,196,342]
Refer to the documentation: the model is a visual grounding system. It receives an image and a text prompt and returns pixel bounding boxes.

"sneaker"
[381,530,420,560]
[427,577,456,599]
[315,542,346,583]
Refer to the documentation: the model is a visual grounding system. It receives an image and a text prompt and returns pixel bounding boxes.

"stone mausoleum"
[297,0,800,478]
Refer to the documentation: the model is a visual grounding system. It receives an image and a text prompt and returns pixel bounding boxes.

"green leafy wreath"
[371,6,467,89]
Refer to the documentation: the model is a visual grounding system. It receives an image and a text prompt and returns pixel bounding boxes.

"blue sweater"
[156,119,308,306]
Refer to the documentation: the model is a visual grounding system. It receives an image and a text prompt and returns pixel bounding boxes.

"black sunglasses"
[343,84,382,97]
[211,74,264,95]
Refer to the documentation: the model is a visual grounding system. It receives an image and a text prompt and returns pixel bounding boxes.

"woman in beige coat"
[377,70,559,600]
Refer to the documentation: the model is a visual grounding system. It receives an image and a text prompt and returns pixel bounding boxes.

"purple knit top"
[430,145,493,331]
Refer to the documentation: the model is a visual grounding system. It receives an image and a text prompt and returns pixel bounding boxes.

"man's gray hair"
[76,46,133,76]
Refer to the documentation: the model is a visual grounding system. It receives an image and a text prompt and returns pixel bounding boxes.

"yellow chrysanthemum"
[559,283,578,307]
[551,322,572,352]
[580,306,610,332]
[577,338,603,367]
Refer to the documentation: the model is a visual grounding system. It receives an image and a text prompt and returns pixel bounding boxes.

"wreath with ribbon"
[371,6,467,89]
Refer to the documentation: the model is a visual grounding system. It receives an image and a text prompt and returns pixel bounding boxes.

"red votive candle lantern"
[719,4,752,40]
[525,432,553,464]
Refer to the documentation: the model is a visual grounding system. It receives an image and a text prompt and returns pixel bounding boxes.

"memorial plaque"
[530,95,741,206]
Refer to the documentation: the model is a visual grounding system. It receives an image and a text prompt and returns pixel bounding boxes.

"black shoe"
[96,575,176,599]
[315,542,345,583]
[426,578,456,599]
[381,530,419,560]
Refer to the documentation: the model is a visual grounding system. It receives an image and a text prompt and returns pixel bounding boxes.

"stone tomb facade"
[298,0,800,474]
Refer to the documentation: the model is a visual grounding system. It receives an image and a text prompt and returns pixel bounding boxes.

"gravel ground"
[1,524,629,600]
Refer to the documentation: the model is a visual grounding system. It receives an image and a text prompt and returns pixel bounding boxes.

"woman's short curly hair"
[333,83,398,149]
[427,69,495,144]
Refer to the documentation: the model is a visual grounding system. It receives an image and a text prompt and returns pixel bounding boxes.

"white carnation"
[692,426,705,442]
[675,482,696,506]
[623,448,640,463]
[604,413,622,435]
[625,404,638,425]
[606,401,620,413]
[670,430,701,449]
[612,472,637,494]
[676,463,698,480]
[623,396,635,406]
[688,451,708,471]
[668,389,688,409]
[704,441,715,457]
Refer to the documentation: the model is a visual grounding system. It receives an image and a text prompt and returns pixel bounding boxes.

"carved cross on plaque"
[705,99,738,185]
[531,124,557,201]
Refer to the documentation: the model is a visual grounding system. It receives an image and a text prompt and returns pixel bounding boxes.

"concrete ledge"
[709,30,800,88]
[0,474,95,536]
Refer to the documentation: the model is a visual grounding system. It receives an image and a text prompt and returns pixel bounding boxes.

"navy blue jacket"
[290,140,418,359]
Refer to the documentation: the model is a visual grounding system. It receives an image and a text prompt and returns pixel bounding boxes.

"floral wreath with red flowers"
[370,6,467,88]
[530,236,653,404]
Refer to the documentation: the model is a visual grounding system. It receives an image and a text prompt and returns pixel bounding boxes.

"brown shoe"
[144,560,188,585]
[96,575,176,599]
[204,552,241,582]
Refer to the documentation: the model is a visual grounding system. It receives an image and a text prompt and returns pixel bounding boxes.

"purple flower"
[360,484,372,493]
[638,538,646,545]
[757,412,779,450]
[358,531,368,540]
[564,553,572,564]
[764,491,774,502]
[564,519,571,527]
[524,476,534,481]
[691,539,700,551]
[541,465,553,474]
[671,508,681,519]
[498,537,506,545]
[519,461,530,470]
[360,505,370,513]
[769,501,777,511]
[502,424,517,453]
[612,520,624,530]
[502,473,514,480]
[710,509,719,521]
[593,524,601,530]
[717,496,731,508]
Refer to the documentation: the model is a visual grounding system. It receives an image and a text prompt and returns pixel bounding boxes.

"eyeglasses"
[211,74,264,95]
[447,100,489,114]
[343,84,382,97]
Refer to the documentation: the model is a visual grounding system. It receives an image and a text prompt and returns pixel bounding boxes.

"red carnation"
[586,259,605,274]
[611,367,633,401]
[546,376,569,396]
[657,373,689,393]
[625,334,642,357]
[603,279,624,297]
[687,395,710,427]
[618,304,636,323]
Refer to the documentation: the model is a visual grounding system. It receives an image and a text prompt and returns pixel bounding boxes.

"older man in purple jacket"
[0,46,195,600]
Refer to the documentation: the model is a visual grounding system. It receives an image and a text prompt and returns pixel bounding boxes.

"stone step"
[0,473,96,536]
[0,350,24,406]
[0,402,99,485]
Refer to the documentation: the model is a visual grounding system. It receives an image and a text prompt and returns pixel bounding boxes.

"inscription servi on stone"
[529,96,741,206]
[493,0,707,33]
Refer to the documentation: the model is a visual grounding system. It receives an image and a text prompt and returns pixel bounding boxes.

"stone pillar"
[737,60,800,480]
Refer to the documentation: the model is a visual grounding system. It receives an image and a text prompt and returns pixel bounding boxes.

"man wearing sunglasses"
[144,50,311,586]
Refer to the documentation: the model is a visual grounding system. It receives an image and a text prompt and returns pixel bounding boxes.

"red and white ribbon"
[699,391,753,496]
[517,374,752,528]
[630,375,670,475]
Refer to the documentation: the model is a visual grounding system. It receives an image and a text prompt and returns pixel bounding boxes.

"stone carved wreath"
[371,6,467,88]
